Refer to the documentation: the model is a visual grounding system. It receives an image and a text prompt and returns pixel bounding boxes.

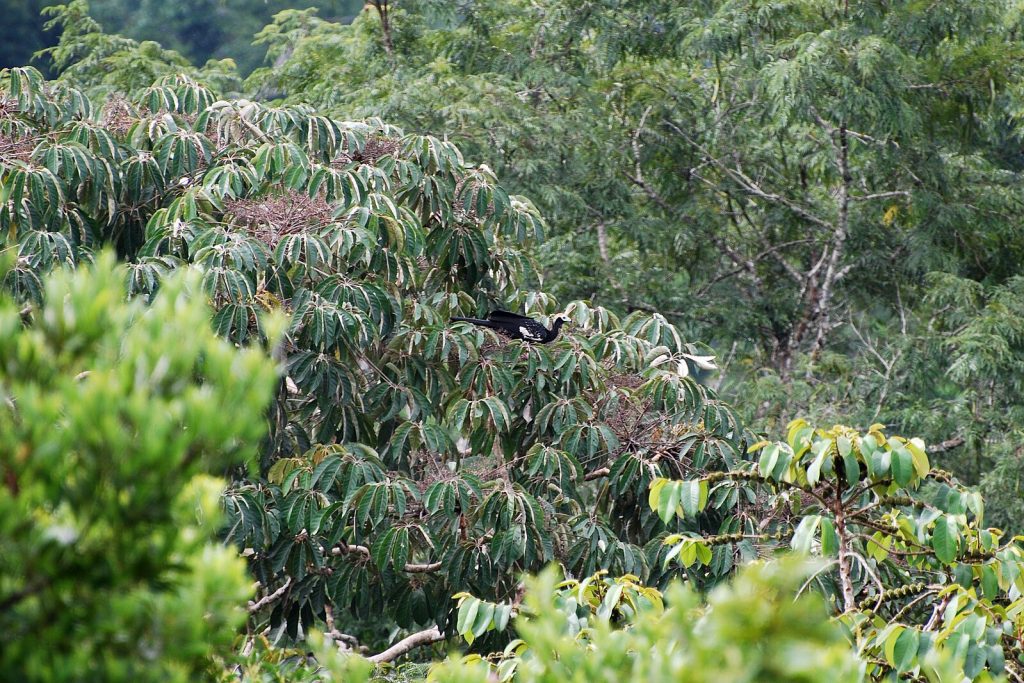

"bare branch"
[849,190,911,202]
[695,238,814,296]
[663,118,833,231]
[896,285,908,336]
[928,436,965,454]
[331,544,442,573]
[835,502,857,612]
[367,626,444,664]
[369,1,394,56]
[844,128,899,148]
[248,576,292,613]
[809,123,852,360]
[631,105,655,190]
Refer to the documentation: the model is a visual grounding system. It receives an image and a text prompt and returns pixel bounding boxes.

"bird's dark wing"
[513,320,548,342]
[487,310,533,322]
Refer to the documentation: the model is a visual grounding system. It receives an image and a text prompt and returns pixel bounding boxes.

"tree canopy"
[5,1,1024,681]
[240,0,1024,532]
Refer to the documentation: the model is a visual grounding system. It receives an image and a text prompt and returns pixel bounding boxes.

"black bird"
[451,310,569,344]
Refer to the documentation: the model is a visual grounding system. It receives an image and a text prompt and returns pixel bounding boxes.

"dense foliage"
[0,59,744,667]
[245,0,1024,526]
[0,255,279,680]
[6,1,1024,681]
[649,422,1024,680]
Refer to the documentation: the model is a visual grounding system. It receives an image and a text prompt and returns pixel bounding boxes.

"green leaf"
[931,515,959,564]
[907,438,930,478]
[680,480,702,518]
[597,583,624,621]
[493,604,512,632]
[883,625,906,668]
[679,542,697,568]
[820,518,838,556]
[791,515,821,553]
[963,640,987,678]
[866,532,891,563]
[456,597,480,640]
[695,542,712,566]
[758,443,780,476]
[806,447,827,485]
[891,447,913,487]
[472,601,495,638]
[981,564,999,599]
[658,481,681,524]
[842,450,860,487]
[892,628,920,672]
[648,478,668,519]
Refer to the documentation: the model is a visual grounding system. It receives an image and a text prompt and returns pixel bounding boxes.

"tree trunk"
[370,1,394,56]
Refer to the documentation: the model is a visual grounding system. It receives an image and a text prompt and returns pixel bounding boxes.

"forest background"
[5,0,1024,681]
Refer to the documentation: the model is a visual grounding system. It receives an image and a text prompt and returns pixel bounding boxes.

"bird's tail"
[451,316,495,327]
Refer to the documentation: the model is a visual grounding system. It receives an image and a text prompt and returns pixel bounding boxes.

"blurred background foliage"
[0,0,365,76]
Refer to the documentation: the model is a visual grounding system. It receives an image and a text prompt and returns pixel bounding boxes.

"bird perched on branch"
[451,310,569,343]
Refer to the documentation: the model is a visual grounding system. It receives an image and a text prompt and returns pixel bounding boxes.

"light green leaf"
[820,518,838,556]
[791,515,821,553]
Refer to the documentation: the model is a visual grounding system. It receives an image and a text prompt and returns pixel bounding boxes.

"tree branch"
[849,190,911,202]
[630,105,655,192]
[595,221,609,262]
[835,502,857,612]
[664,118,833,231]
[331,544,442,573]
[809,122,852,360]
[928,436,965,453]
[367,626,444,663]
[248,576,292,613]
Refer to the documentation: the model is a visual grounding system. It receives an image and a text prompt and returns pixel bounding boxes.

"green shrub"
[0,253,279,681]
[426,558,861,683]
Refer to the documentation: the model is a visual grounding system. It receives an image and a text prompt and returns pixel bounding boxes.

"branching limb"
[248,576,292,613]
[666,118,834,231]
